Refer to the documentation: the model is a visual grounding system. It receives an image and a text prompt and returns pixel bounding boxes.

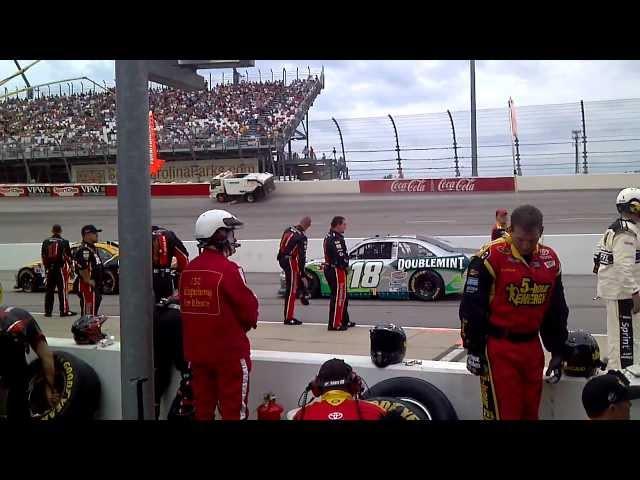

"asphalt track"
[0,189,619,243]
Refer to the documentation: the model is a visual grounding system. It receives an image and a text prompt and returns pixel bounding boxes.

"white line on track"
[406,220,458,224]
[440,347,466,362]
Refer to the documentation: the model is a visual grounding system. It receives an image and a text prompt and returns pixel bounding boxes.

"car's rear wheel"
[216,193,227,203]
[245,192,256,203]
[18,269,37,293]
[305,271,321,298]
[102,269,118,295]
[409,269,444,301]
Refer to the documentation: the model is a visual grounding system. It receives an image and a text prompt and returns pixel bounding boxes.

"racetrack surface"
[2,271,605,340]
[0,189,619,243]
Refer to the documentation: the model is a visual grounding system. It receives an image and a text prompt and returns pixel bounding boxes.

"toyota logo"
[327,412,344,420]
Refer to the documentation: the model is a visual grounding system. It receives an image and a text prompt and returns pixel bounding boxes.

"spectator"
[582,371,640,420]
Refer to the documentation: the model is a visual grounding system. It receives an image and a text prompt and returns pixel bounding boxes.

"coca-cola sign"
[360,177,515,194]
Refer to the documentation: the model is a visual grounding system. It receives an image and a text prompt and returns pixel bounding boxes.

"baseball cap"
[81,225,102,236]
[317,358,353,389]
[582,372,640,417]
[496,208,508,216]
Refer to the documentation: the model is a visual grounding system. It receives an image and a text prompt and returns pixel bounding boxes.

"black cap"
[582,372,640,417]
[81,225,102,236]
[317,358,352,390]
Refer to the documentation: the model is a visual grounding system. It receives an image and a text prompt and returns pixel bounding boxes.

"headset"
[296,360,368,420]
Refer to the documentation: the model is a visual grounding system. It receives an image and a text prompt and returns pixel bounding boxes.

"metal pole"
[388,114,403,179]
[580,100,588,174]
[305,112,309,152]
[115,60,154,420]
[59,84,62,96]
[308,66,311,78]
[470,60,478,177]
[80,81,84,94]
[514,137,522,176]
[447,109,460,177]
[296,67,299,81]
[283,68,286,84]
[71,83,74,95]
[288,140,292,181]
[271,69,273,82]
[572,130,581,174]
[47,85,50,96]
[209,72,212,90]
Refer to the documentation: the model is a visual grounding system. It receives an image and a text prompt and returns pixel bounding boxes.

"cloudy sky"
[1,60,639,120]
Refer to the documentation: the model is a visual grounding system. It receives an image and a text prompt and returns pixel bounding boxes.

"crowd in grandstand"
[0,78,320,150]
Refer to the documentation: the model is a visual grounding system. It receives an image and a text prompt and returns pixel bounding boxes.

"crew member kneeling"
[459,204,569,420]
[180,210,258,420]
[294,358,386,420]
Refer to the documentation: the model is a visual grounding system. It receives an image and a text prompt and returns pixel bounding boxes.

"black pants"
[153,270,175,303]
[325,267,349,329]
[279,257,301,322]
[44,265,70,315]
[0,346,30,421]
[153,305,186,416]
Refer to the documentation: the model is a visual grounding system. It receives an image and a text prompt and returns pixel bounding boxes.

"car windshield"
[415,235,460,253]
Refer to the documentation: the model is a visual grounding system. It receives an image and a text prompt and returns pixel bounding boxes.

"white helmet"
[616,188,640,215]
[194,209,243,250]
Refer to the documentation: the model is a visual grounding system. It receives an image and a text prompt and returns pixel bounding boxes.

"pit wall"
[48,338,621,421]
[0,234,600,275]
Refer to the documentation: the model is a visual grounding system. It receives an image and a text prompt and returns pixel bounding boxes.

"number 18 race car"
[279,235,475,301]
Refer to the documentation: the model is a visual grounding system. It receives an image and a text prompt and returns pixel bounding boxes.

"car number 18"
[350,261,384,289]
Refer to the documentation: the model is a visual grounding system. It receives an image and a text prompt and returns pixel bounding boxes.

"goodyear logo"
[506,278,551,306]
[397,256,465,271]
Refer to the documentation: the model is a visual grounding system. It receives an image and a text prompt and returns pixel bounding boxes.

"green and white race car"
[278,235,474,301]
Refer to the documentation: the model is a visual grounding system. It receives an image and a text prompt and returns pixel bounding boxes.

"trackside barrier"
[0,183,210,197]
[0,234,601,274]
[45,338,635,420]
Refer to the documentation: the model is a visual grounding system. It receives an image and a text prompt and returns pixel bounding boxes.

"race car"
[279,235,474,301]
[14,241,121,295]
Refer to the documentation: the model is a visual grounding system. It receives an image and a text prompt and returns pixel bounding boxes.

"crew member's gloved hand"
[632,292,640,314]
[466,351,487,376]
[545,353,564,384]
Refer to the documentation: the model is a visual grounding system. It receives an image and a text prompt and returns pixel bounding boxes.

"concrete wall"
[41,339,637,420]
[275,180,360,195]
[0,234,601,275]
[517,173,640,191]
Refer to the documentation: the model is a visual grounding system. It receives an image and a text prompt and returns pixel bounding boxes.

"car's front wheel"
[305,271,321,298]
[18,269,37,293]
[102,269,118,295]
[409,269,444,301]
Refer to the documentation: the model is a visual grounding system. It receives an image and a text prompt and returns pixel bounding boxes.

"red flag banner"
[149,111,165,176]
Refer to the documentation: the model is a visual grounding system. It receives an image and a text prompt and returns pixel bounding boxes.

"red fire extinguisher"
[257,393,284,420]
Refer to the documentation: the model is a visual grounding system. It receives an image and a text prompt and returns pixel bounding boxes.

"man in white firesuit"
[594,187,640,370]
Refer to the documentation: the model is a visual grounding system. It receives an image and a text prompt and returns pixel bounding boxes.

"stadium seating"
[0,78,320,151]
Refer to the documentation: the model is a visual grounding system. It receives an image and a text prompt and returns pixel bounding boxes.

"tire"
[102,269,118,295]
[216,193,227,203]
[362,377,458,420]
[364,396,430,420]
[245,192,256,203]
[305,271,321,298]
[255,187,265,200]
[18,268,37,293]
[409,269,445,301]
[27,351,101,420]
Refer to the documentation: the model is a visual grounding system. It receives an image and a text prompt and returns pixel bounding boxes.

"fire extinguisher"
[257,393,284,420]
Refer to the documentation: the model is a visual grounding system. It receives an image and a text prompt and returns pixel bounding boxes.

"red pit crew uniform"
[152,227,189,302]
[323,230,350,330]
[459,237,569,420]
[277,225,308,322]
[294,390,386,420]
[180,249,258,420]
[74,242,103,316]
[41,234,73,315]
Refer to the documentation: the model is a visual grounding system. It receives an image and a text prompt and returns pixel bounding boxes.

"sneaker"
[44,313,52,318]
[300,297,310,306]
[60,311,77,317]
[346,321,356,328]
[328,324,348,331]
[284,318,303,326]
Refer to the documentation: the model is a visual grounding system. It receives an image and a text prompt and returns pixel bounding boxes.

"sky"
[1,60,639,178]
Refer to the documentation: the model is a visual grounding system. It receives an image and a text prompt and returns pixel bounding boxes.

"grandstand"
[0,69,325,183]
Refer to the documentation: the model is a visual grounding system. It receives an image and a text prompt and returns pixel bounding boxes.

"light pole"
[470,60,478,177]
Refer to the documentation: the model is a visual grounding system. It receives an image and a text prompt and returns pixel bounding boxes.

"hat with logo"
[582,371,640,417]
[81,225,102,236]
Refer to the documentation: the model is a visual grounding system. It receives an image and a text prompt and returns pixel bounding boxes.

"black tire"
[18,268,37,293]
[364,396,430,420]
[27,351,101,420]
[305,271,321,298]
[102,269,118,295]
[255,187,266,199]
[245,192,256,203]
[362,377,458,420]
[409,269,445,301]
[216,193,227,203]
